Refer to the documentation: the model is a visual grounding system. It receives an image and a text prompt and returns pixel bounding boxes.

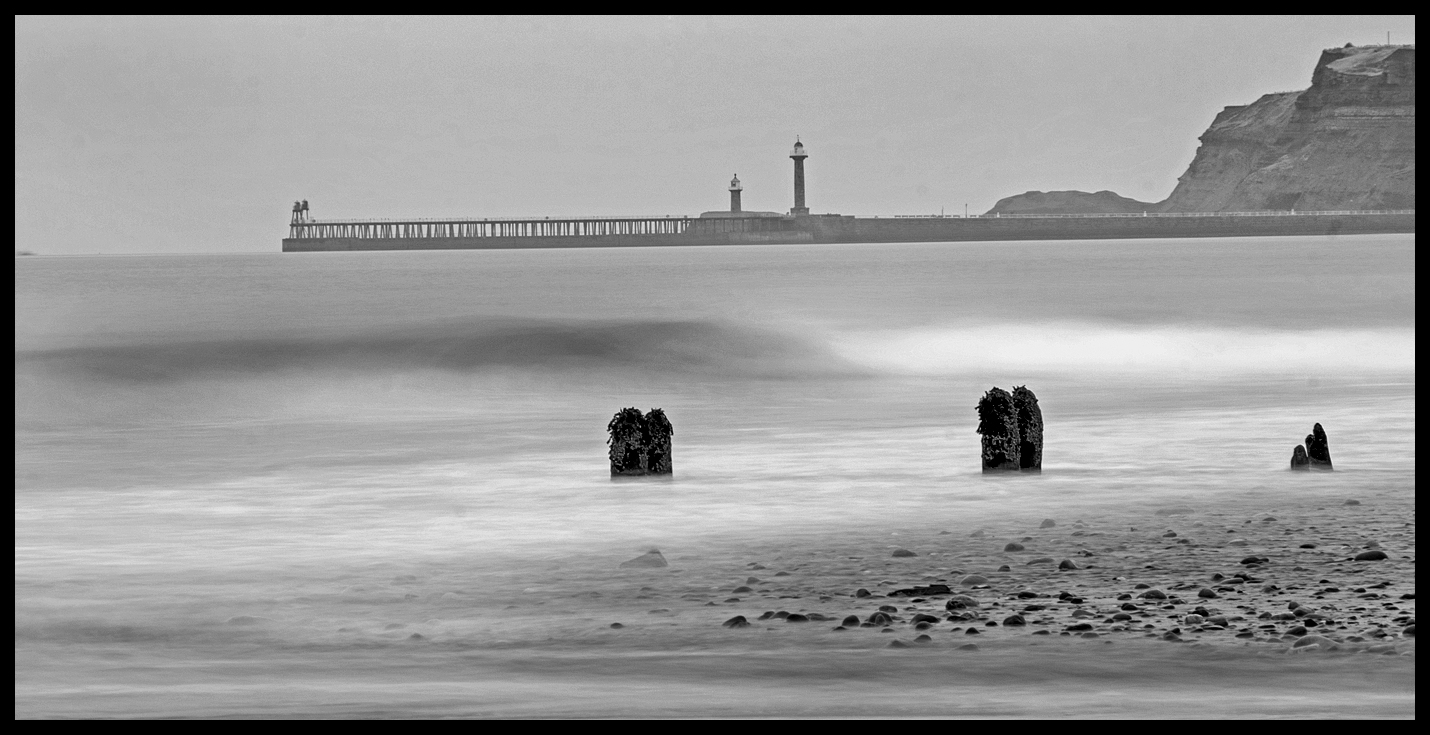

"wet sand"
[17,480,1413,718]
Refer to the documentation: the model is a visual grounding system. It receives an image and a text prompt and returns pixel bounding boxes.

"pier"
[288,214,694,241]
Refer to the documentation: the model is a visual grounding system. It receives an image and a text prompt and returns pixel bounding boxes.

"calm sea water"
[15,235,1415,717]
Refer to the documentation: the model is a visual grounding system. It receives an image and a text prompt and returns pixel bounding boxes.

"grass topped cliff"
[989,45,1415,215]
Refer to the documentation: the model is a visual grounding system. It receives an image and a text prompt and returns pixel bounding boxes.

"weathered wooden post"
[644,408,673,475]
[1289,423,1331,470]
[1012,385,1043,471]
[977,387,1021,472]
[608,407,647,476]
[1306,423,1333,470]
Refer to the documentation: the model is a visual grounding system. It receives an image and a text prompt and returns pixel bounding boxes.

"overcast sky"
[15,15,1417,254]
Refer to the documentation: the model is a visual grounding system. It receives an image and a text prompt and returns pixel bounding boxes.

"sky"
[15,15,1417,254]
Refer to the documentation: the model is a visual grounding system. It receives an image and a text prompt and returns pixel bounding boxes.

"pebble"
[1004,543,1025,552]
[914,634,933,643]
[855,588,871,598]
[1003,614,1027,626]
[841,615,861,626]
[892,548,918,557]
[1291,635,1339,650]
[774,571,791,576]
[1058,559,1080,570]
[225,616,271,626]
[609,623,624,629]
[733,586,753,593]
[965,627,981,635]
[785,614,809,623]
[1041,519,1057,529]
[1344,499,1361,506]
[1163,531,1178,538]
[1198,588,1218,598]
[1026,557,1054,565]
[890,584,953,597]
[887,640,909,648]
[723,616,750,628]
[998,565,1012,572]
[959,574,990,586]
[946,595,980,610]
[1354,550,1389,561]
[1138,589,1168,600]
[746,577,762,584]
[619,550,669,569]
[957,643,979,650]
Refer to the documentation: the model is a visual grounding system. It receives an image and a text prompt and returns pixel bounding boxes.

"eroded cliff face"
[1160,45,1415,212]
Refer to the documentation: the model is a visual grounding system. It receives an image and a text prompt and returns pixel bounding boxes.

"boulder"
[1290,445,1310,470]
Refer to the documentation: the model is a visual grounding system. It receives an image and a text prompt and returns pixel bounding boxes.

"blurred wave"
[832,322,1416,377]
[14,318,870,384]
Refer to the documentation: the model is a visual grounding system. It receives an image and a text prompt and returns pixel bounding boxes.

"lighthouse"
[728,174,743,213]
[789,137,809,215]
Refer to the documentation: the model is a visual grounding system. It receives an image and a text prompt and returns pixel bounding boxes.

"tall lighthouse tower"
[728,174,743,213]
[789,137,809,215]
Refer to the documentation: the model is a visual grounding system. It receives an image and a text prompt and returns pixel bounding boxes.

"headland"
[284,45,1414,253]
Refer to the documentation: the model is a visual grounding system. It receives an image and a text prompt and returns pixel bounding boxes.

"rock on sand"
[620,550,668,569]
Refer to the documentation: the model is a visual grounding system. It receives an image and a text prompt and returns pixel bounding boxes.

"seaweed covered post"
[1011,385,1043,471]
[1290,445,1311,470]
[1306,423,1333,470]
[608,407,647,476]
[643,408,673,475]
[976,387,1021,472]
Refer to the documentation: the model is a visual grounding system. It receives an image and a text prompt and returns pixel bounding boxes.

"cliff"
[1160,45,1415,212]
[985,45,1415,214]
[986,190,1157,215]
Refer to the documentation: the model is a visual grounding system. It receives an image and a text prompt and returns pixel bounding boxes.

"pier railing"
[289,209,1413,240]
[289,215,693,240]
[871,209,1415,220]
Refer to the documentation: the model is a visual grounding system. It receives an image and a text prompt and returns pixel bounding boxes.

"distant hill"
[987,44,1415,214]
[986,190,1156,215]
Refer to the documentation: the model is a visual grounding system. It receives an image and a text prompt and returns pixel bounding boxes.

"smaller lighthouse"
[789,138,809,215]
[728,174,743,213]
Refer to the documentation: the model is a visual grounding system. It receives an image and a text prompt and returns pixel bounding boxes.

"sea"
[15,234,1415,718]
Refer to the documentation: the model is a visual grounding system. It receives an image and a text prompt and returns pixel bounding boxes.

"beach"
[15,235,1415,717]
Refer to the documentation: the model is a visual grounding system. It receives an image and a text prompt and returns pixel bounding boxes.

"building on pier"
[789,137,809,216]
